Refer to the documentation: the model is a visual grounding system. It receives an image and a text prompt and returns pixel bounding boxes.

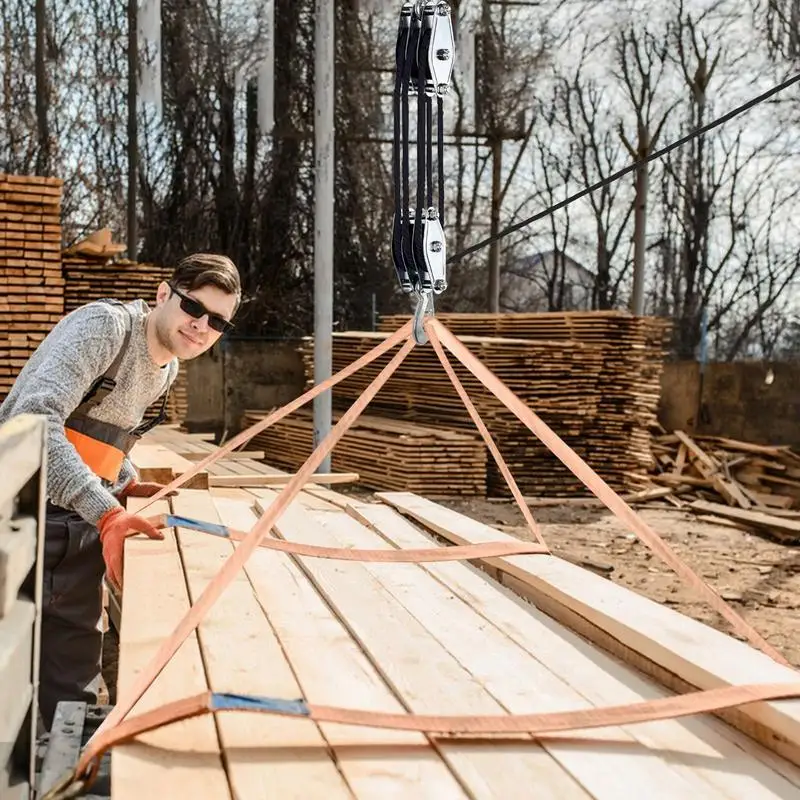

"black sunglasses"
[169,283,235,334]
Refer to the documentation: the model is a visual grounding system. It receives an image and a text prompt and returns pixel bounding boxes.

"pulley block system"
[391,1,455,343]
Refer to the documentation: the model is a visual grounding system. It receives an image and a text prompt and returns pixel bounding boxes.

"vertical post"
[34,0,50,176]
[630,159,648,316]
[487,136,502,312]
[127,0,138,262]
[314,0,334,472]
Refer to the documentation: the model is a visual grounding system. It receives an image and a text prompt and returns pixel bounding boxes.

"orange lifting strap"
[44,318,799,799]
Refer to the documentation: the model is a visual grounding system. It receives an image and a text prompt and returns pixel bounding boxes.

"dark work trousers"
[24,502,106,731]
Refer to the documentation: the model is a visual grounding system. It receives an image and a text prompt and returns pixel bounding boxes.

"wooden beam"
[0,415,45,511]
[180,450,265,461]
[129,443,209,489]
[208,472,359,488]
[376,491,800,767]
[348,500,800,795]
[689,500,800,541]
[170,490,353,798]
[210,488,468,796]
[112,497,228,798]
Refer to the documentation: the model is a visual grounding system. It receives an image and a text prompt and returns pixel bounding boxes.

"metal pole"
[127,0,138,262]
[313,0,334,473]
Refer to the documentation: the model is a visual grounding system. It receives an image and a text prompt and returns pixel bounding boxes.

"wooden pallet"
[241,408,487,495]
[111,427,800,798]
[0,175,64,403]
[0,415,47,800]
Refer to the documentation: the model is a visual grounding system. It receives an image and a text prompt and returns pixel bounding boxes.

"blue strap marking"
[165,514,232,539]
[211,692,310,717]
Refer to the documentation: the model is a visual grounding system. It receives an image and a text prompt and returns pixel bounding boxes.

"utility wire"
[447,72,800,264]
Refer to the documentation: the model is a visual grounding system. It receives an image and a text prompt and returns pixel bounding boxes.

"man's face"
[155,283,238,360]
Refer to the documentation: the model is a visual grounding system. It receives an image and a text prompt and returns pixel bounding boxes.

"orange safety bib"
[64,426,127,483]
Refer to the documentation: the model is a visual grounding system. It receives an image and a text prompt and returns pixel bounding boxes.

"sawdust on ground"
[97,496,800,704]
[439,497,800,668]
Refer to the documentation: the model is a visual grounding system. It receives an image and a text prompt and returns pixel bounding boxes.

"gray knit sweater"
[0,299,179,524]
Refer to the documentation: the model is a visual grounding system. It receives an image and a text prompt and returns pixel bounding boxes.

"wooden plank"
[169,489,353,799]
[0,415,44,508]
[263,494,759,799]
[208,472,359,488]
[0,516,37,617]
[250,491,598,798]
[376,492,800,766]
[180,450,265,461]
[210,488,470,798]
[112,496,230,799]
[350,500,800,797]
[0,599,35,772]
[689,501,800,540]
[128,443,209,488]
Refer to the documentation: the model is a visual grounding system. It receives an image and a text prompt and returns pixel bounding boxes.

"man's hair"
[170,254,241,305]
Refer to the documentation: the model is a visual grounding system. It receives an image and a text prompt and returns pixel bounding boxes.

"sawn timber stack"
[379,310,670,496]
[111,425,800,799]
[0,175,64,403]
[298,317,666,496]
[241,408,486,495]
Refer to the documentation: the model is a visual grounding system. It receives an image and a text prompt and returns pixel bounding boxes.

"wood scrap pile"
[62,249,188,424]
[241,407,487,495]
[0,175,64,402]
[634,429,800,542]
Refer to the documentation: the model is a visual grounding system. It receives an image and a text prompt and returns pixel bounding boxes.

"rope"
[448,72,800,263]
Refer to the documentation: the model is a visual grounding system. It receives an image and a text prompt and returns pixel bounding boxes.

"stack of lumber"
[298,323,659,496]
[0,175,64,402]
[108,425,800,798]
[62,253,188,425]
[241,408,487,495]
[62,255,171,312]
[635,429,800,542]
[379,310,670,493]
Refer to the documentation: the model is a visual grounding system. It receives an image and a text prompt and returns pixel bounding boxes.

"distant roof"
[506,249,596,281]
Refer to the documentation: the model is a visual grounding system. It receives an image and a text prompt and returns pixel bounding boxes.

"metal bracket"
[426,1,454,96]
[422,208,447,293]
[413,291,434,345]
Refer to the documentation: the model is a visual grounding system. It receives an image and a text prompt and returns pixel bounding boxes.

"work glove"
[118,478,177,499]
[97,507,165,590]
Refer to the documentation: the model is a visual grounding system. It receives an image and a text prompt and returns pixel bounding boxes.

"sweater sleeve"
[10,304,129,524]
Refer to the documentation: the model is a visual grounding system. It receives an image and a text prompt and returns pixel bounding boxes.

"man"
[0,253,240,729]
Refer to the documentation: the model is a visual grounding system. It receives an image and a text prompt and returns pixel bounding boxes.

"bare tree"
[613,24,674,314]
[0,0,37,174]
[557,46,638,309]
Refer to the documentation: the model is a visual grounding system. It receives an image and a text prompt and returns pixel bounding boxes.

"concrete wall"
[659,360,800,447]
[184,338,306,437]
